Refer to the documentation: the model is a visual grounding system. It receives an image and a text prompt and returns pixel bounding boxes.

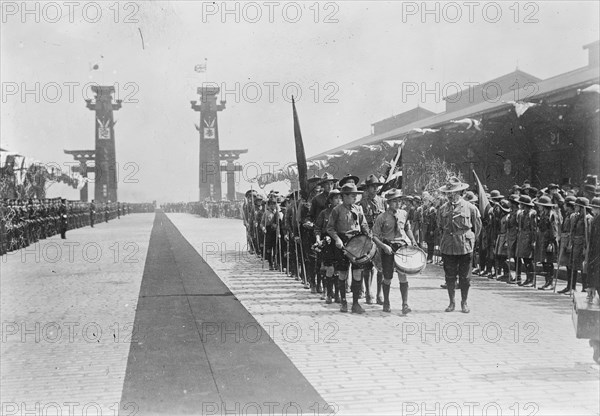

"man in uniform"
[534,195,561,290]
[568,197,593,293]
[327,182,370,314]
[90,199,96,228]
[516,195,537,287]
[372,188,416,313]
[314,189,342,303]
[358,174,386,304]
[557,196,576,293]
[506,194,522,284]
[437,177,482,313]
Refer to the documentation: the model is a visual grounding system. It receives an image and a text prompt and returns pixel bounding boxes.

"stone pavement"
[1,212,598,416]
[1,214,155,416]
[167,213,600,416]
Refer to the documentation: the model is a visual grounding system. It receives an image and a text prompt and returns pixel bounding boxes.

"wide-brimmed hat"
[318,172,338,186]
[364,174,384,187]
[547,183,559,190]
[511,184,522,191]
[338,174,360,187]
[522,180,531,189]
[308,175,322,185]
[590,196,600,208]
[519,195,534,206]
[327,188,342,201]
[534,195,556,207]
[489,190,504,200]
[526,187,539,198]
[385,188,403,201]
[499,199,511,212]
[413,195,422,203]
[340,183,363,194]
[438,176,469,193]
[245,189,257,198]
[565,195,577,205]
[574,197,591,208]
[463,191,478,203]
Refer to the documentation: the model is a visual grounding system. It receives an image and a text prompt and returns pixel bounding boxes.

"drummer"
[326,182,371,314]
[372,188,417,313]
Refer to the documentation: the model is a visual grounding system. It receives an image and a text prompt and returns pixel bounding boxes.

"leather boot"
[445,281,455,312]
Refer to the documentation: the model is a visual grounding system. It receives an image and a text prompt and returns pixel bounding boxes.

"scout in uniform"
[326,183,370,314]
[568,197,593,293]
[284,191,300,279]
[372,188,416,313]
[261,194,282,270]
[358,174,386,304]
[300,176,324,292]
[314,189,342,303]
[437,177,482,313]
[557,196,577,293]
[516,195,537,287]
[488,190,505,278]
[506,194,522,284]
[494,199,512,281]
[586,196,600,301]
[421,196,437,264]
[534,195,561,290]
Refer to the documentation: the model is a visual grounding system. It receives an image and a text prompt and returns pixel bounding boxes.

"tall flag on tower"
[292,96,308,199]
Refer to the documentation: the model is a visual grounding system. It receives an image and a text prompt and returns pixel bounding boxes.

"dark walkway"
[120,212,326,415]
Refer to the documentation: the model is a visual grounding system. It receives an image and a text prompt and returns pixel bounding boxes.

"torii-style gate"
[64,149,95,202]
[220,149,247,201]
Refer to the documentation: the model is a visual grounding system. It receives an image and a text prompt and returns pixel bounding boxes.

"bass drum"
[394,245,427,275]
[344,234,377,266]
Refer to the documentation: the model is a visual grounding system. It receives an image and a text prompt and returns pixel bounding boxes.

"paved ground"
[1,211,599,416]
[168,213,600,416]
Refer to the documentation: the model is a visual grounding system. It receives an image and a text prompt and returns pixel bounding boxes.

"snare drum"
[394,245,427,275]
[344,234,377,266]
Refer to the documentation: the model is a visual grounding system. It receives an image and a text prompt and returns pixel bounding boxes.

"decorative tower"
[86,85,122,203]
[191,86,226,201]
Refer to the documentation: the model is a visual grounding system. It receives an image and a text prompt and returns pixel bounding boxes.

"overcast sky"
[2,1,598,202]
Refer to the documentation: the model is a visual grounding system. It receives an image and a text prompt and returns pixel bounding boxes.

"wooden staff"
[553,237,563,293]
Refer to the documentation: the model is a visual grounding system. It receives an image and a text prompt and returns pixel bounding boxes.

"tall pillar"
[191,86,226,201]
[64,149,95,202]
[86,86,122,203]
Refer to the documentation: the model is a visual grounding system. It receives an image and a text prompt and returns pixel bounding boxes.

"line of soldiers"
[469,175,600,299]
[161,201,243,219]
[242,172,600,314]
[0,199,132,255]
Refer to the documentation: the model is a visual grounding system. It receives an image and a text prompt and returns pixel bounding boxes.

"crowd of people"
[0,199,149,255]
[241,172,600,315]
[161,200,243,219]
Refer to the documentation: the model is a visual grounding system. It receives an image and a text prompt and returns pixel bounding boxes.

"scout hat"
[385,188,403,201]
[584,175,598,193]
[590,196,600,209]
[327,188,341,201]
[534,195,556,208]
[489,190,504,200]
[338,174,360,187]
[438,176,469,193]
[364,174,384,187]
[518,195,534,207]
[463,191,478,203]
[340,183,362,194]
[574,197,591,210]
[547,183,559,190]
[565,195,576,206]
[317,172,338,186]
[499,199,511,212]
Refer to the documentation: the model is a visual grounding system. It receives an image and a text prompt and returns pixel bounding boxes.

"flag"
[473,170,491,216]
[381,141,404,193]
[292,96,308,199]
[194,59,207,73]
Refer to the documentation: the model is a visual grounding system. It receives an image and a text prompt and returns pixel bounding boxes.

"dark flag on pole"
[292,96,308,199]
[473,170,491,216]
